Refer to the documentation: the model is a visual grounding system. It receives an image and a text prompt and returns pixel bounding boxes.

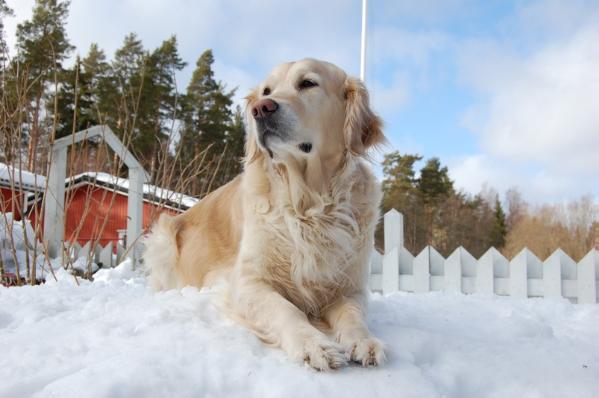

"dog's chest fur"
[257,165,373,316]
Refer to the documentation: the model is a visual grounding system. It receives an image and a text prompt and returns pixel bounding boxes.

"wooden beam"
[46,125,149,266]
[52,125,149,181]
[44,147,67,258]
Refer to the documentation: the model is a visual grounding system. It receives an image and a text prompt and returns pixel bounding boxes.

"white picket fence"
[369,209,599,304]
[66,241,126,269]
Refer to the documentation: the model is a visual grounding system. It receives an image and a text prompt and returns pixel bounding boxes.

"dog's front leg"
[231,272,346,371]
[323,296,386,366]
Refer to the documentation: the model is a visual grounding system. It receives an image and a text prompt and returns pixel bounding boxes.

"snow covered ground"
[1,262,599,398]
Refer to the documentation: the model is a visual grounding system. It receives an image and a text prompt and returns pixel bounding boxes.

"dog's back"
[145,175,243,290]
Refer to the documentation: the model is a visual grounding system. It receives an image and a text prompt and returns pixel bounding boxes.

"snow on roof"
[0,162,46,191]
[70,172,199,209]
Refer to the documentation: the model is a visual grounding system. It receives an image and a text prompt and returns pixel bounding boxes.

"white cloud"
[465,25,599,169]
[376,0,478,24]
[371,70,409,116]
[456,4,599,202]
[4,0,364,106]
[370,26,450,67]
[212,60,256,106]
[449,153,597,203]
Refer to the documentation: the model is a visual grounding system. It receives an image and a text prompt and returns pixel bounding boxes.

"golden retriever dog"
[144,58,386,371]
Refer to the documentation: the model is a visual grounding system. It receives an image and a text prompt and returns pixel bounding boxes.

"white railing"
[370,209,599,304]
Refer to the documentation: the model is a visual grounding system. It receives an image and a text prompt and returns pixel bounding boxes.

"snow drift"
[0,260,598,397]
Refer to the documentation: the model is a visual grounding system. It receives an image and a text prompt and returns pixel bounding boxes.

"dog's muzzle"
[252,98,289,156]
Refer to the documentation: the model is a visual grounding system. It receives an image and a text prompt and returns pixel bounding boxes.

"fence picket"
[79,241,92,262]
[445,248,463,293]
[382,247,399,295]
[70,242,82,259]
[544,249,570,299]
[399,246,414,275]
[510,249,534,299]
[478,248,499,295]
[116,242,126,265]
[413,247,431,293]
[99,242,114,268]
[578,250,598,304]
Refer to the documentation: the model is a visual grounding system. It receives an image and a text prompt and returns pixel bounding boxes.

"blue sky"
[4,0,599,204]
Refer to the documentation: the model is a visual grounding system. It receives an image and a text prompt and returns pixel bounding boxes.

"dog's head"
[245,59,385,170]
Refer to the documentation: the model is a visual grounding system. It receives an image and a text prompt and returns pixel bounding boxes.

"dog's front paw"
[346,337,386,367]
[301,337,346,371]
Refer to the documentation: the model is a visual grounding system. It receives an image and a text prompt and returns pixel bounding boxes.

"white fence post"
[382,209,403,294]
[126,167,144,268]
[44,147,67,258]
[384,209,403,253]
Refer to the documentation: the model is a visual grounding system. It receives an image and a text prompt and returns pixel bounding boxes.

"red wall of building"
[63,185,181,247]
[1,183,183,247]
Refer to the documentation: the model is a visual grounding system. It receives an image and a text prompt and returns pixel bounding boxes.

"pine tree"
[379,152,427,251]
[51,44,118,172]
[222,105,246,180]
[139,35,186,178]
[490,196,507,249]
[148,36,186,122]
[0,0,13,67]
[416,157,453,247]
[51,45,117,145]
[112,33,146,142]
[0,1,14,163]
[109,34,188,177]
[417,158,453,205]
[15,0,74,171]
[53,56,96,138]
[82,43,117,128]
[179,49,236,194]
[382,152,422,209]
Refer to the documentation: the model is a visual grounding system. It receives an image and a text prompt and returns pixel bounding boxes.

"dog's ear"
[244,90,262,164]
[344,77,386,155]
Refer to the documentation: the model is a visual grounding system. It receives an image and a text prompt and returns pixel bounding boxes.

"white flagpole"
[360,0,368,82]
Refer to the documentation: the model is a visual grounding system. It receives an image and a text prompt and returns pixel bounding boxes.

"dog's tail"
[143,212,180,291]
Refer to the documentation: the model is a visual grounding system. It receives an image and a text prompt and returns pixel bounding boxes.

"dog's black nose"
[252,98,279,119]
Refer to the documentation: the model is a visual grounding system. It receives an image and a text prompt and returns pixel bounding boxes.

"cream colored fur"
[144,59,387,370]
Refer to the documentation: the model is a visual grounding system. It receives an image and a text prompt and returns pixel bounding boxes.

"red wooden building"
[57,173,197,247]
[1,164,197,248]
[0,162,45,219]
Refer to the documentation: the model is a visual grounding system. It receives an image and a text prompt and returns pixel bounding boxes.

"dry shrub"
[504,196,597,261]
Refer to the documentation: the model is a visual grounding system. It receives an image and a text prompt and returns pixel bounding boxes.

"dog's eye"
[298,79,318,90]
[263,87,271,96]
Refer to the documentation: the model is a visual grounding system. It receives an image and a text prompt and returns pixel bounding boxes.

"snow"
[1,264,598,398]
[0,162,46,190]
[1,213,97,280]
[0,213,49,279]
